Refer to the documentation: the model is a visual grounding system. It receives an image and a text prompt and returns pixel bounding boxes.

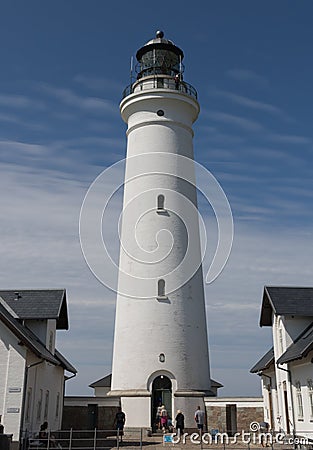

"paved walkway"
[106,432,290,450]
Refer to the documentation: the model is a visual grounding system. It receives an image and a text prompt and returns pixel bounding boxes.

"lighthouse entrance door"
[151,375,172,430]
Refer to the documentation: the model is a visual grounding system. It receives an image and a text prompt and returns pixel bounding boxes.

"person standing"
[194,406,206,432]
[160,405,168,432]
[114,407,126,442]
[175,410,185,437]
[155,402,163,430]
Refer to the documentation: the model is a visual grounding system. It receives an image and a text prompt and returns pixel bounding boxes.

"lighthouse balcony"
[122,75,197,100]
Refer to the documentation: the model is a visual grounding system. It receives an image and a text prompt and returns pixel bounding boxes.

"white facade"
[110,33,211,429]
[0,290,76,446]
[252,287,313,440]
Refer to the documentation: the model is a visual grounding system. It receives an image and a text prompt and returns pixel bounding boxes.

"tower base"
[108,389,210,429]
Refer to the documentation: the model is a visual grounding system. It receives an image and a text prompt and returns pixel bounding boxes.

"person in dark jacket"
[175,410,185,437]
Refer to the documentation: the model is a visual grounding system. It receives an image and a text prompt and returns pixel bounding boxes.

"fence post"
[69,428,72,450]
[93,428,97,450]
[140,428,143,450]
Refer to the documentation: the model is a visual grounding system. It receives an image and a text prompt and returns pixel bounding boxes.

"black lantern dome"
[136,31,184,79]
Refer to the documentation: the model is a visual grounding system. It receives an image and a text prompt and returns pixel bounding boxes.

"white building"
[251,286,313,440]
[110,31,214,428]
[0,289,76,448]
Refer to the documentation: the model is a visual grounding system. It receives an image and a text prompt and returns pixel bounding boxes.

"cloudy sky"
[1,1,312,397]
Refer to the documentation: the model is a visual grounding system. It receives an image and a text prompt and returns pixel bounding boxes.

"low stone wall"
[205,397,264,434]
[62,396,120,430]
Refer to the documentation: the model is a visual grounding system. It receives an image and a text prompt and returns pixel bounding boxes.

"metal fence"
[122,75,198,100]
[21,428,313,450]
[22,428,146,450]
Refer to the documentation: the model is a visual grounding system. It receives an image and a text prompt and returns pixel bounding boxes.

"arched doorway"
[151,375,172,430]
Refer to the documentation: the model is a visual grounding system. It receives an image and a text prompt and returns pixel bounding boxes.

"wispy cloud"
[0,93,45,110]
[0,112,49,131]
[267,133,312,145]
[203,110,264,132]
[208,88,290,120]
[0,140,47,158]
[36,83,117,115]
[226,69,269,88]
[74,74,123,93]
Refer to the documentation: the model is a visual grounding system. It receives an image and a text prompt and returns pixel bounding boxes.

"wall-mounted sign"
[7,408,20,413]
[9,387,21,393]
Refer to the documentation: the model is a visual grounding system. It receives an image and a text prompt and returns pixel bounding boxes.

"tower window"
[159,353,165,363]
[158,279,166,298]
[157,194,165,211]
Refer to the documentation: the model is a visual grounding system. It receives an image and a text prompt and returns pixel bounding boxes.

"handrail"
[122,75,197,100]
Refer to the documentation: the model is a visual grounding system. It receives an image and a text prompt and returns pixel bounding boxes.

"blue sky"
[1,1,313,397]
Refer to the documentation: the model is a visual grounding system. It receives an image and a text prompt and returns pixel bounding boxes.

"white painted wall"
[24,353,65,434]
[290,355,313,437]
[111,86,211,428]
[0,319,66,443]
[260,314,313,438]
[0,321,27,441]
[205,397,263,408]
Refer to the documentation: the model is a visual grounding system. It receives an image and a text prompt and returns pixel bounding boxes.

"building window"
[37,389,43,421]
[44,390,49,420]
[25,387,32,422]
[55,392,60,419]
[158,279,166,298]
[295,381,304,419]
[157,194,165,211]
[308,379,313,420]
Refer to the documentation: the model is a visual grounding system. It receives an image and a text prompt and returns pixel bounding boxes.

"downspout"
[258,373,272,425]
[276,363,296,439]
[20,360,44,450]
[61,373,77,430]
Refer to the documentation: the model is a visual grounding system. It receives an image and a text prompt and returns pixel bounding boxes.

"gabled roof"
[0,289,68,329]
[260,286,313,326]
[250,347,274,373]
[277,322,313,364]
[89,374,111,388]
[0,302,76,374]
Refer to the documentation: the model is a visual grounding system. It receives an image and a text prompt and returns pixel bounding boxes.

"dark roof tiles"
[0,289,68,329]
[260,286,313,326]
[277,323,313,364]
[250,347,274,373]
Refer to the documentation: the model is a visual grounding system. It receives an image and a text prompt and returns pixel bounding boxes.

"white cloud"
[74,74,123,93]
[267,133,312,145]
[36,83,117,115]
[208,88,290,119]
[203,110,264,132]
[0,93,45,110]
[226,69,269,88]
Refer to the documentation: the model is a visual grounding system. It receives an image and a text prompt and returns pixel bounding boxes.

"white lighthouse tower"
[109,31,212,428]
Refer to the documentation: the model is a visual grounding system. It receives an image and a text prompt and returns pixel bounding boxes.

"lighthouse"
[109,31,212,428]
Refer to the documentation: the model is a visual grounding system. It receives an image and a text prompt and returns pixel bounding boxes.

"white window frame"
[295,381,304,419]
[37,389,43,421]
[44,390,49,420]
[308,379,313,420]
